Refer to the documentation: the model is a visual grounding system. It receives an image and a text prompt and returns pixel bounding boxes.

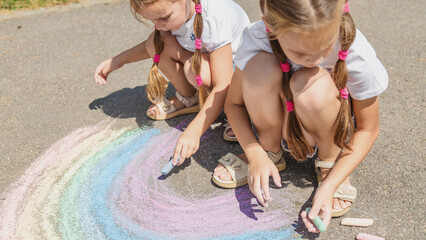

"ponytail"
[269,37,315,161]
[191,0,207,107]
[331,0,356,150]
[146,29,168,104]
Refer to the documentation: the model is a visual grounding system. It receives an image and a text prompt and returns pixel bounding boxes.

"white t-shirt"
[171,0,250,58]
[234,20,389,100]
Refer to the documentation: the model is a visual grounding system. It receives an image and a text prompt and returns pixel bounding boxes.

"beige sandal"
[146,91,200,120]
[222,120,238,142]
[212,149,286,189]
[315,152,357,217]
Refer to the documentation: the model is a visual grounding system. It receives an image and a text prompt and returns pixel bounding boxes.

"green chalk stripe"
[305,207,327,232]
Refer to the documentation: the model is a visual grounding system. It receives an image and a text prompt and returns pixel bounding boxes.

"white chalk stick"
[356,233,385,240]
[341,218,373,227]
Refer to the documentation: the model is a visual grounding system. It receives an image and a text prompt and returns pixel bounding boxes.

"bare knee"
[242,52,283,98]
[290,67,338,113]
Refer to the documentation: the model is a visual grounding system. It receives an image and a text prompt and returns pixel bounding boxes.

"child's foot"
[146,91,200,120]
[147,96,185,116]
[213,153,248,181]
[319,168,353,210]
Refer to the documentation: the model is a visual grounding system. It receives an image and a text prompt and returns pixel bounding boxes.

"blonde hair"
[260,0,356,161]
[130,0,207,106]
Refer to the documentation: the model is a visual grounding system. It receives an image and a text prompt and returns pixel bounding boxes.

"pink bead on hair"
[340,87,349,99]
[280,61,290,73]
[338,50,348,61]
[195,3,202,13]
[196,75,203,86]
[153,54,160,63]
[343,1,350,13]
[195,38,202,50]
[286,101,294,112]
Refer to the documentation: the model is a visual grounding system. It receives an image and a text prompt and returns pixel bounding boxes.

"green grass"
[1,0,79,10]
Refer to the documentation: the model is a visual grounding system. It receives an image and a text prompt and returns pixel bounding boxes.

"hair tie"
[153,54,160,63]
[338,50,348,61]
[195,38,202,50]
[343,1,350,13]
[340,87,349,99]
[154,25,157,30]
[280,61,290,73]
[195,3,202,13]
[286,101,294,112]
[195,75,203,86]
[266,27,271,33]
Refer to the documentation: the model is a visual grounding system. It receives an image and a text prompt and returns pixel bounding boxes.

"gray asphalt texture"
[0,0,425,239]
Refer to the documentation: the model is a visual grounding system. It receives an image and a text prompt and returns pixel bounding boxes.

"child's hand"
[172,129,200,166]
[301,183,334,233]
[94,58,123,85]
[247,151,282,207]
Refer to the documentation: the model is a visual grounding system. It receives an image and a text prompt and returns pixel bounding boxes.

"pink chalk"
[356,233,385,240]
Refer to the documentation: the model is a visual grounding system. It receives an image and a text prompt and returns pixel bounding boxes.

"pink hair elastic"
[338,50,348,61]
[343,1,350,13]
[286,101,294,112]
[195,38,202,50]
[195,75,203,86]
[154,25,157,30]
[266,28,271,33]
[153,54,160,63]
[340,87,349,99]
[195,3,202,13]
[280,61,290,72]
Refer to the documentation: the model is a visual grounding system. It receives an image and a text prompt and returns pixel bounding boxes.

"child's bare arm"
[95,37,151,85]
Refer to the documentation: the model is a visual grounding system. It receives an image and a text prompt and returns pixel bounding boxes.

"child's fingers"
[178,146,188,166]
[252,177,267,207]
[261,174,272,203]
[173,145,182,165]
[301,210,319,233]
[271,167,282,187]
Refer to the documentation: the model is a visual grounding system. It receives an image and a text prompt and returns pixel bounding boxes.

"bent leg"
[289,66,352,210]
[145,31,197,115]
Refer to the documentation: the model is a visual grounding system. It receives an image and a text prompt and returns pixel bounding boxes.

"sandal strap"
[315,159,336,169]
[218,153,248,182]
[176,91,199,108]
[266,148,284,164]
[334,184,357,202]
[155,97,176,115]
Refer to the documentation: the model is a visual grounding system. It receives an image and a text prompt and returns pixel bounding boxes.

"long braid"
[332,0,356,150]
[264,0,315,161]
[191,0,207,107]
[269,39,315,160]
[130,0,168,104]
[146,28,168,104]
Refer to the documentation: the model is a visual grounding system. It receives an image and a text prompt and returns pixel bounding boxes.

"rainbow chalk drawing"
[0,120,302,240]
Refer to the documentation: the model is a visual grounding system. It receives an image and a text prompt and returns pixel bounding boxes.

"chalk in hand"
[305,207,327,232]
[356,233,385,240]
[161,157,175,175]
[341,218,374,227]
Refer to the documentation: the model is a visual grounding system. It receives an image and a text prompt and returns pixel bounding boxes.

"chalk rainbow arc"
[0,122,298,239]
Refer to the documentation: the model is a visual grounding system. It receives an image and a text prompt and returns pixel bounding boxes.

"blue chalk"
[305,207,327,232]
[161,157,176,175]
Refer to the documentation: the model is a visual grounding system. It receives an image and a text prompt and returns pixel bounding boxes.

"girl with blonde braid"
[95,0,249,165]
[213,0,388,232]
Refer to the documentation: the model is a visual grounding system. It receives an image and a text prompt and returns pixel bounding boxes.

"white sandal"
[222,119,238,142]
[212,153,249,188]
[146,91,200,120]
[315,153,357,217]
[212,149,286,189]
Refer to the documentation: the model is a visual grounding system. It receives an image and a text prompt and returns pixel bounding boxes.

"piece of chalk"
[341,218,374,227]
[356,233,385,240]
[305,208,327,232]
[161,157,175,175]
